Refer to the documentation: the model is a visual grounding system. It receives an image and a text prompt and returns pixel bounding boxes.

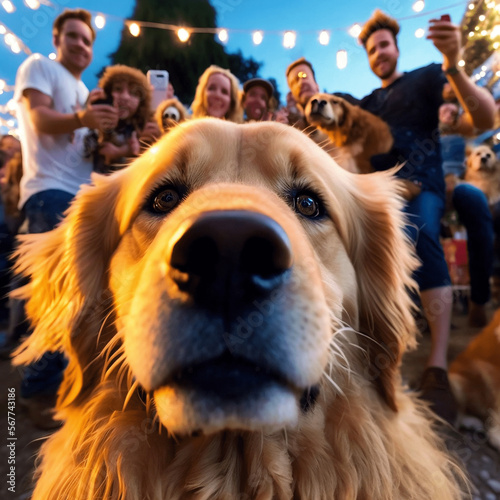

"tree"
[107,0,261,105]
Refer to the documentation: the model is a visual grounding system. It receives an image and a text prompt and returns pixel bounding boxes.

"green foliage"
[107,0,262,106]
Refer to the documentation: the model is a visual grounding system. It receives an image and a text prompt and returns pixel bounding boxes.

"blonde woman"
[191,65,243,123]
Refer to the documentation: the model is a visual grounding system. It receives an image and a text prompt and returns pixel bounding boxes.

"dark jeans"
[405,190,451,291]
[20,190,74,398]
[453,184,493,305]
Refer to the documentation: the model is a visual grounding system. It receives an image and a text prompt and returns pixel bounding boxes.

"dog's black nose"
[169,210,293,305]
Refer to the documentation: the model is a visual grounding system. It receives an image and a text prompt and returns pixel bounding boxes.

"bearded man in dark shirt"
[358,10,495,424]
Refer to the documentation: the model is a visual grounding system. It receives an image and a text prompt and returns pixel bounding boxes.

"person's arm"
[439,102,476,136]
[23,88,119,135]
[427,17,495,131]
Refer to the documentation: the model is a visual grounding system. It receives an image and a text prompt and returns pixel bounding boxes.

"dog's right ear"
[12,173,123,368]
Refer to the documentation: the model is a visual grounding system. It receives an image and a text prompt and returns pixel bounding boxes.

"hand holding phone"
[440,14,451,22]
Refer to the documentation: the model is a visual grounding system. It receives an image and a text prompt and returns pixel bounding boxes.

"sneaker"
[418,367,458,426]
[19,394,62,431]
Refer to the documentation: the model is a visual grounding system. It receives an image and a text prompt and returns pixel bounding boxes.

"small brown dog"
[449,308,500,450]
[304,93,393,174]
[464,144,500,205]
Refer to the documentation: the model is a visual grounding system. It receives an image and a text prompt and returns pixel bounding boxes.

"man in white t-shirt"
[13,8,117,428]
[15,8,117,230]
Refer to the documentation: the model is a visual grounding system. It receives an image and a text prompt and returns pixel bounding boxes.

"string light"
[412,1,425,13]
[1,1,15,13]
[252,31,263,45]
[48,52,56,60]
[336,49,348,69]
[24,0,40,8]
[128,22,140,37]
[458,60,466,67]
[217,29,228,43]
[94,14,106,30]
[348,23,362,38]
[283,31,296,49]
[0,2,497,83]
[177,28,190,42]
[318,30,330,46]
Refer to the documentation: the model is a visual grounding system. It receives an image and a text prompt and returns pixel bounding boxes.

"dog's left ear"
[12,174,123,368]
[343,171,419,410]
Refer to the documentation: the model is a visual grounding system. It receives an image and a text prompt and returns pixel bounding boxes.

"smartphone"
[92,95,113,106]
[440,14,451,21]
[147,70,169,111]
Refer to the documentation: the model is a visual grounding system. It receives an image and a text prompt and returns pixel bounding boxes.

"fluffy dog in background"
[465,144,500,205]
[449,308,500,451]
[155,97,189,133]
[14,119,464,499]
[304,93,393,174]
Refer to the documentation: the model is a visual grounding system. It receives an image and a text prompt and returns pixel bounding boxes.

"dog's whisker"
[322,371,345,396]
[123,379,140,411]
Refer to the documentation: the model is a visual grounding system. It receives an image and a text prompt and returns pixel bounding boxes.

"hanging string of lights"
[1,0,499,135]
[3,0,496,63]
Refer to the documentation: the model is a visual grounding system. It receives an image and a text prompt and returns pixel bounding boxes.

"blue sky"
[0,0,468,131]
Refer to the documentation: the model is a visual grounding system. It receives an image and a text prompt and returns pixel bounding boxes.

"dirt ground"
[0,297,498,500]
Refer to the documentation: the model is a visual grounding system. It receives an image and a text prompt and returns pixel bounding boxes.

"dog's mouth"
[165,351,295,399]
[153,351,318,434]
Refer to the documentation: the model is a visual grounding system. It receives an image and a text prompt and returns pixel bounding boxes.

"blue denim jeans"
[20,190,74,398]
[405,190,451,291]
[453,184,493,305]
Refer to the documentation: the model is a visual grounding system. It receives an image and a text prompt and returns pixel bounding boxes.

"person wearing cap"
[356,9,495,424]
[242,78,289,123]
[242,78,273,121]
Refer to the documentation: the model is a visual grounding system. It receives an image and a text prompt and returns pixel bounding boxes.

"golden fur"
[464,144,500,205]
[449,308,500,451]
[304,93,393,174]
[14,119,464,499]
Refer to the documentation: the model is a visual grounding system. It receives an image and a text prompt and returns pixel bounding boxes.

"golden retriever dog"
[14,119,464,499]
[449,308,500,451]
[304,93,393,174]
[464,144,500,205]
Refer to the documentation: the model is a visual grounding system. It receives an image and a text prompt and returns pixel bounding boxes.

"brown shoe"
[19,394,62,431]
[468,301,487,328]
[418,367,458,426]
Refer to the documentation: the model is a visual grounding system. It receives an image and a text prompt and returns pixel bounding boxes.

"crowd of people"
[0,7,499,430]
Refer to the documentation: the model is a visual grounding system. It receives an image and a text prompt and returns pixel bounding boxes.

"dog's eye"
[152,188,181,213]
[294,194,320,218]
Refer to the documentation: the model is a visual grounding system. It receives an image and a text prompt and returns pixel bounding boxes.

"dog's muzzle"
[309,98,328,115]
